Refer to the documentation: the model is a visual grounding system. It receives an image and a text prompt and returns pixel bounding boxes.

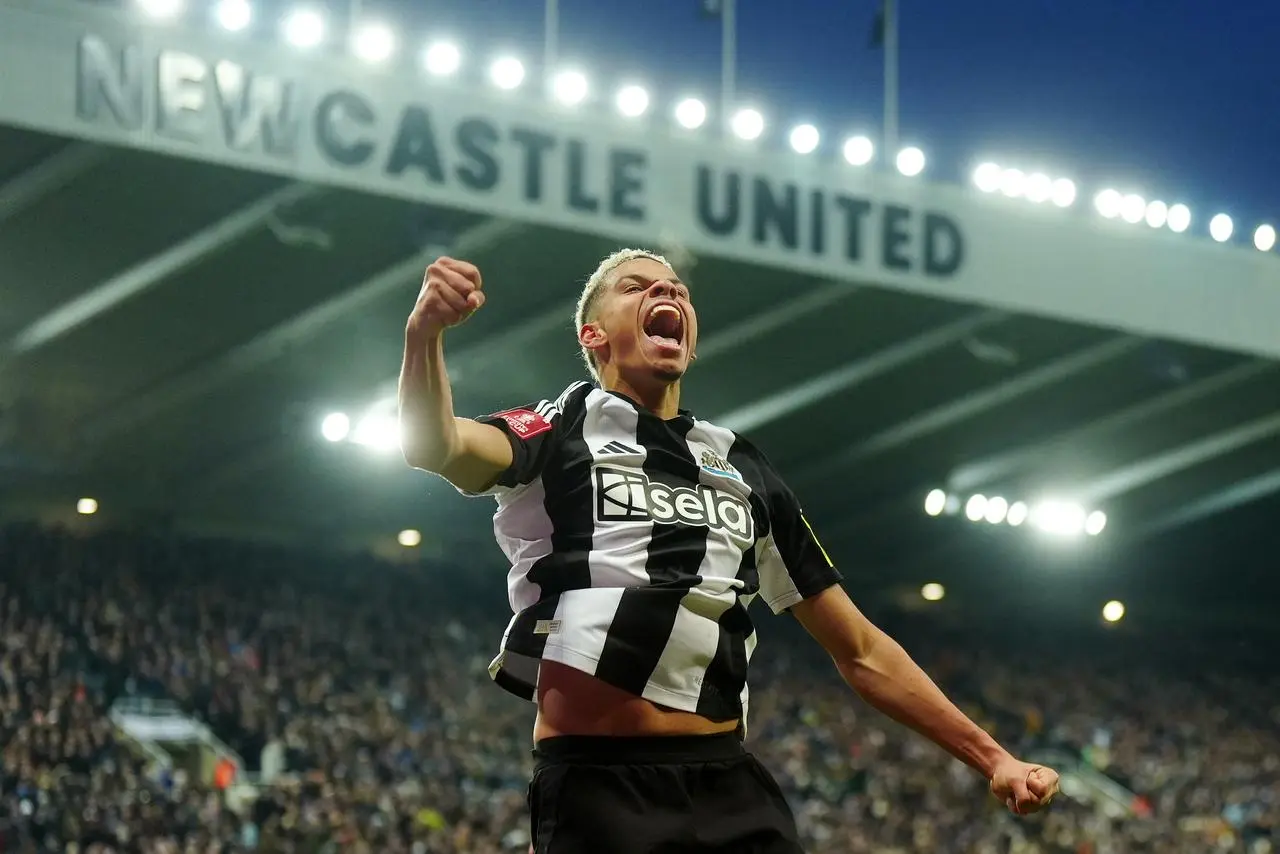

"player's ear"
[578,322,607,353]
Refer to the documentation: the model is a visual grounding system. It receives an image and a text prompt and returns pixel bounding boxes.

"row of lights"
[132,0,927,172]
[976,162,1276,251]
[924,489,1107,537]
[917,582,1126,623]
[134,0,1278,241]
[321,411,400,450]
[973,163,1078,208]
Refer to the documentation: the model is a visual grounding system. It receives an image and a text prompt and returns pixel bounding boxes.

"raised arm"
[399,257,512,494]
[753,458,1059,815]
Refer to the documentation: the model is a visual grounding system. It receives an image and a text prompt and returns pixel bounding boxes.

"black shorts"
[528,733,804,853]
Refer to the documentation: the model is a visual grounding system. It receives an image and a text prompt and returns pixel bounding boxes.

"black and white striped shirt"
[460,382,842,728]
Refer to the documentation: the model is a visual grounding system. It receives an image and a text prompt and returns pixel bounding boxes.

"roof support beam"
[1079,409,1280,505]
[8,183,317,353]
[718,311,1007,434]
[1140,466,1280,538]
[0,143,107,225]
[196,276,856,498]
[947,360,1272,494]
[794,335,1140,483]
[83,218,522,444]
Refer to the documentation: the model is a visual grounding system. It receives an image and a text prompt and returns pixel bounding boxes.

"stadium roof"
[5,123,1280,620]
[3,0,1280,625]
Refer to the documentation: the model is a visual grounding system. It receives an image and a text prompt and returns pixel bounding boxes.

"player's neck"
[604,376,682,420]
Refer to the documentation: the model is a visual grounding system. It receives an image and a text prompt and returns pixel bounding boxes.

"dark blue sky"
[292,0,1280,233]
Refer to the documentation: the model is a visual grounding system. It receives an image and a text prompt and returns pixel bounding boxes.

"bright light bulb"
[1024,173,1053,203]
[924,489,947,517]
[489,56,525,90]
[283,7,325,47]
[921,583,945,602]
[1006,501,1029,526]
[1254,224,1276,252]
[842,135,874,166]
[352,414,400,452]
[973,162,1002,193]
[1145,200,1168,229]
[77,497,99,515]
[1094,189,1122,219]
[998,168,1026,198]
[1033,500,1086,536]
[552,70,589,106]
[1051,178,1077,208]
[788,124,820,154]
[214,0,250,30]
[138,0,183,19]
[964,494,987,522]
[422,41,461,76]
[321,412,350,443]
[1102,600,1125,623]
[1209,213,1234,243]
[616,85,650,118]
[896,146,925,177]
[1120,194,1146,224]
[983,496,1009,525]
[1166,203,1192,233]
[398,529,422,548]
[1085,510,1107,536]
[353,23,395,63]
[731,108,765,141]
[674,98,707,129]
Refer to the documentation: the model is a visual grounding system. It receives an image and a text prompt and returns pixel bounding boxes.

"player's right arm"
[398,257,511,494]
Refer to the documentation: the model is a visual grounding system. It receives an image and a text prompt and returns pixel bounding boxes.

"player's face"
[584,257,698,385]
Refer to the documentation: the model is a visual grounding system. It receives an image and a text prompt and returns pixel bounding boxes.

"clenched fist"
[407,257,486,339]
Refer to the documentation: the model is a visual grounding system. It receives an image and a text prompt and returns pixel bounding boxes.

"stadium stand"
[2,523,1276,854]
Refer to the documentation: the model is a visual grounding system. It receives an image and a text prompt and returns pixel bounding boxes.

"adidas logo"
[598,441,639,456]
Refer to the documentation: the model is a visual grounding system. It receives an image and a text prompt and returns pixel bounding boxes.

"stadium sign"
[69,34,964,281]
[3,0,1280,361]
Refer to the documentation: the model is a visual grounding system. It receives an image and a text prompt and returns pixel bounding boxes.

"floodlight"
[138,0,183,19]
[321,412,350,443]
[1144,200,1168,229]
[972,162,1002,193]
[423,41,461,76]
[896,146,925,177]
[1254,224,1276,252]
[489,56,525,90]
[283,7,325,48]
[788,124,820,154]
[1050,178,1076,208]
[1209,213,1233,242]
[616,85,650,118]
[674,98,707,129]
[214,0,251,31]
[1094,189,1122,219]
[353,23,395,63]
[552,70,589,106]
[731,108,764,141]
[842,135,874,166]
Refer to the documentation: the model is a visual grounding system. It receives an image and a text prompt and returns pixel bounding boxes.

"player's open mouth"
[642,303,684,353]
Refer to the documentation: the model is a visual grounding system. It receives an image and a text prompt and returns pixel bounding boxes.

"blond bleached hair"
[574,247,673,383]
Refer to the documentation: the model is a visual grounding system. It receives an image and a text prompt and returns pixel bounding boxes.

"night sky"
[285,0,1280,233]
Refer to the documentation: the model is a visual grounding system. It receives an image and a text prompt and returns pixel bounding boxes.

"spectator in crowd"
[1,523,1276,854]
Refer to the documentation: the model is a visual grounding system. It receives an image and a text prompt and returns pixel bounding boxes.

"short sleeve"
[456,382,586,498]
[755,463,843,614]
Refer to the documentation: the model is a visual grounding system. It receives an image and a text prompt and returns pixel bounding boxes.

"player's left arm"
[756,464,1058,814]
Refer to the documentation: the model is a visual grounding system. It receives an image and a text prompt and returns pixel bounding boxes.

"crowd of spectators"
[2,523,1277,854]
